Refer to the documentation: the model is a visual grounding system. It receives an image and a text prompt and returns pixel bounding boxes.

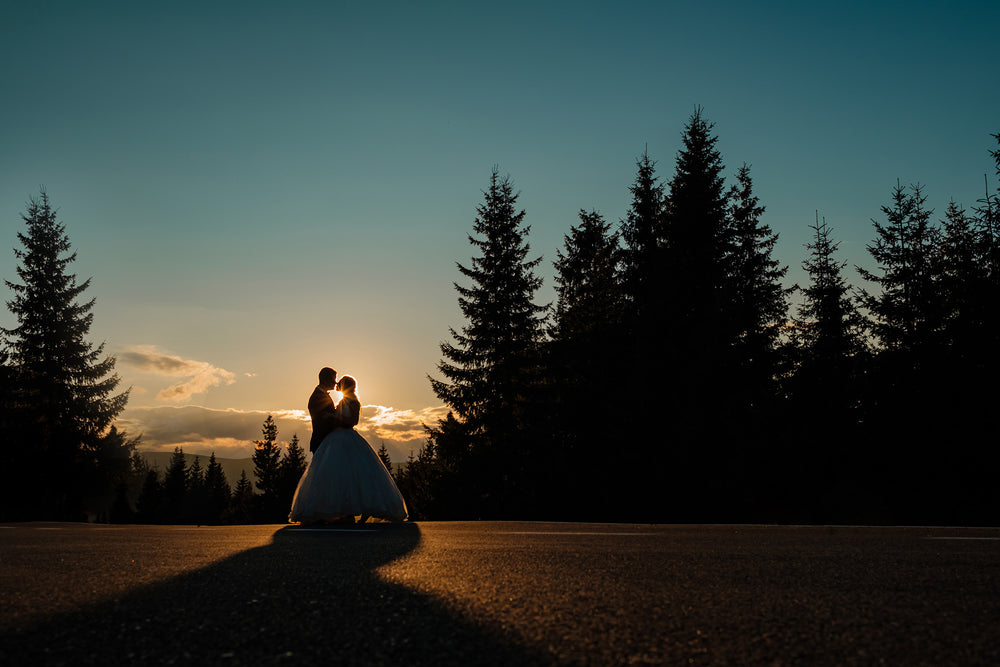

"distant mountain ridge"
[139,451,256,488]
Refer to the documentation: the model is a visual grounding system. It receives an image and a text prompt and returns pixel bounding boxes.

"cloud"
[119,405,311,458]
[362,404,450,441]
[119,345,236,402]
[119,403,446,465]
[352,404,450,464]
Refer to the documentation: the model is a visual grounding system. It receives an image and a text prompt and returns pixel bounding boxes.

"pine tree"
[252,415,282,521]
[972,133,1000,375]
[619,150,667,333]
[934,137,1000,524]
[939,200,986,355]
[205,452,231,524]
[978,133,1000,278]
[794,215,867,394]
[185,455,207,523]
[725,163,791,415]
[229,470,255,524]
[858,182,943,357]
[656,108,734,519]
[162,447,188,524]
[552,209,623,356]
[377,441,392,473]
[786,215,870,521]
[662,109,733,409]
[617,150,670,440]
[429,168,546,517]
[279,433,307,510]
[549,208,624,518]
[3,191,131,519]
[135,467,164,523]
[87,424,138,522]
[123,449,151,519]
[857,182,946,522]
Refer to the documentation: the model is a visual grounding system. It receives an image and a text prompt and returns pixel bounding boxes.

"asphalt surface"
[1,521,999,665]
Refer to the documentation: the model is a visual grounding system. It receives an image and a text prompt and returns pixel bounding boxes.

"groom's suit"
[308,385,339,453]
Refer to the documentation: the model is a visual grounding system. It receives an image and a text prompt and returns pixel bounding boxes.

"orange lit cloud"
[363,404,450,439]
[120,345,237,402]
[119,406,310,459]
[354,404,451,463]
[119,403,445,463]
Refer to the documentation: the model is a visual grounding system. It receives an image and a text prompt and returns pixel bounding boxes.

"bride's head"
[338,375,357,395]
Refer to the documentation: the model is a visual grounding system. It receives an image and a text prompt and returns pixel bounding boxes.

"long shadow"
[0,523,548,665]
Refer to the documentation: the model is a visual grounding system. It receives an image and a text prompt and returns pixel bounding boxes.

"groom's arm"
[309,390,345,430]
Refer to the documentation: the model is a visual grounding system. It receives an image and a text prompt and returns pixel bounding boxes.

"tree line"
[121,416,310,524]
[396,108,1000,525]
[3,109,997,525]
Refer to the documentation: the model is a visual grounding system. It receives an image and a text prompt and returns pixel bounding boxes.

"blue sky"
[2,1,997,461]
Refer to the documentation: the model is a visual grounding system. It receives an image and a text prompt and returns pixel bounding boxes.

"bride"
[289,375,408,523]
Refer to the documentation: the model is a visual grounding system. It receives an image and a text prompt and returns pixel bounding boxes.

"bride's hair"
[339,375,357,393]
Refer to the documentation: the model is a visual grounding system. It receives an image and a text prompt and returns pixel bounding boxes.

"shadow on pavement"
[0,523,549,665]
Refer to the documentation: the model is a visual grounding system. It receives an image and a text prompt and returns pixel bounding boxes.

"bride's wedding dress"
[289,394,408,523]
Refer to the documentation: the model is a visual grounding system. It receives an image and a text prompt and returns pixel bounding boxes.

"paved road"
[1,522,999,665]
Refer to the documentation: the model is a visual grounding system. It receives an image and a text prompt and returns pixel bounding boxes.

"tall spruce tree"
[857,182,946,522]
[618,151,668,413]
[549,209,624,518]
[939,200,987,357]
[658,108,734,519]
[619,151,667,325]
[933,135,1000,524]
[252,415,282,521]
[279,433,307,509]
[3,191,131,519]
[377,441,392,472]
[858,182,943,357]
[162,446,188,523]
[229,470,255,524]
[972,133,1000,376]
[429,168,546,517]
[978,133,1000,277]
[205,452,231,524]
[662,108,732,400]
[794,215,867,402]
[788,215,869,521]
[725,163,791,416]
[185,455,207,523]
[551,209,623,379]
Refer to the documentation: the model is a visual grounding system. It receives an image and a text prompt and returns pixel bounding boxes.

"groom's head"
[318,366,337,390]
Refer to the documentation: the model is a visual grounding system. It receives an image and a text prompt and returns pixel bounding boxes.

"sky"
[2,1,998,463]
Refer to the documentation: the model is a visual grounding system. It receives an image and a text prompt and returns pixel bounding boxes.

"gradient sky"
[2,1,997,462]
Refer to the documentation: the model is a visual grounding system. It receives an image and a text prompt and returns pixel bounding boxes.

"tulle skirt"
[288,428,408,522]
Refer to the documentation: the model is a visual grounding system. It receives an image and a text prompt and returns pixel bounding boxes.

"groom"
[309,366,344,453]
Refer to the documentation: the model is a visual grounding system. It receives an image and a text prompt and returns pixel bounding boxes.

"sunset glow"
[2,2,996,470]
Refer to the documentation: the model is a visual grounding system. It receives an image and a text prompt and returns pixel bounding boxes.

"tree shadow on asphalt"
[0,523,549,666]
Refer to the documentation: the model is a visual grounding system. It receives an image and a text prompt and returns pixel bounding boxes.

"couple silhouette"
[289,367,408,524]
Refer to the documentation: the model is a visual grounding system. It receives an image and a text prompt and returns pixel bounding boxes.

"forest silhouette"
[2,109,999,525]
[403,109,1000,526]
